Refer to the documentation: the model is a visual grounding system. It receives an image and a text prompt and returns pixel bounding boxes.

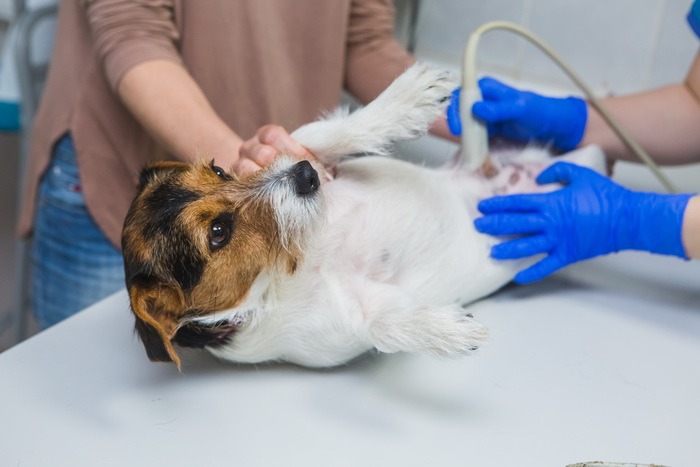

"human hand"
[474,162,693,284]
[446,77,588,151]
[236,124,316,175]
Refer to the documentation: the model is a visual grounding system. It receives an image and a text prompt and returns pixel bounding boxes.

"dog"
[122,63,605,369]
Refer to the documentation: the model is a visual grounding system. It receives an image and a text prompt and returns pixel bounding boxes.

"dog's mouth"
[172,319,241,350]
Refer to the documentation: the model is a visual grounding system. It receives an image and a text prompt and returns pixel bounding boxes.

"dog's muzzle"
[291,160,320,195]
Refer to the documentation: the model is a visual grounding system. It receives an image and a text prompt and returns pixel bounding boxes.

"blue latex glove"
[474,162,693,284]
[447,77,588,151]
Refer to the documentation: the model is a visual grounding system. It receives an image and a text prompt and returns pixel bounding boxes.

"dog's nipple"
[479,157,499,179]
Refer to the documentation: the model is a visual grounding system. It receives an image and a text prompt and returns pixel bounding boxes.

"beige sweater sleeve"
[83,0,183,91]
[344,0,415,104]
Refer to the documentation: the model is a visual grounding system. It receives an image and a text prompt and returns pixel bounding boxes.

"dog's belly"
[317,144,606,308]
[319,156,519,308]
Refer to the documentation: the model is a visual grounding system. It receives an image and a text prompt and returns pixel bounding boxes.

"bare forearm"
[683,196,700,259]
[117,60,243,171]
[582,86,700,164]
[429,116,460,142]
[581,54,700,165]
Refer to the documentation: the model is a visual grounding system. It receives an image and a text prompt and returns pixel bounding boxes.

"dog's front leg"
[291,62,455,166]
[368,303,488,358]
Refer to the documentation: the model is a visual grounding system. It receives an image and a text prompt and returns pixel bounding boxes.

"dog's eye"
[209,161,233,181]
[209,214,234,251]
[210,222,229,251]
[212,165,227,179]
[210,221,229,251]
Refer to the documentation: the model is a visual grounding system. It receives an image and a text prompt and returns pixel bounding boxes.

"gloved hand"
[447,77,588,151]
[474,161,694,284]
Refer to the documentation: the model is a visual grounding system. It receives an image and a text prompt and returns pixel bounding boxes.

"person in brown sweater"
[20,0,455,329]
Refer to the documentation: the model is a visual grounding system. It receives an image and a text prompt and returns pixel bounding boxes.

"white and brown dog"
[122,63,604,369]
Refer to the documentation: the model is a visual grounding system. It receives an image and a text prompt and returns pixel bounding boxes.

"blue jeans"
[31,134,125,329]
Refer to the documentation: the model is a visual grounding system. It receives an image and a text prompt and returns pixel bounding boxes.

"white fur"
[198,63,606,367]
[290,64,455,165]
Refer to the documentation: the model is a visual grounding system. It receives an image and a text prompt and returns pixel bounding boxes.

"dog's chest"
[306,157,508,305]
[323,160,455,258]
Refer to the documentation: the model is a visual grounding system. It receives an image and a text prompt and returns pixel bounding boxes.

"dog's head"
[122,156,323,367]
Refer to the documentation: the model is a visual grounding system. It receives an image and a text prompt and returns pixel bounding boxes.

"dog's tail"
[291,62,456,166]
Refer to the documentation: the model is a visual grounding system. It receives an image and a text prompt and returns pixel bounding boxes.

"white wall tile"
[411,0,686,95]
[521,0,664,96]
[409,1,700,112]
[413,0,527,74]
[647,0,698,89]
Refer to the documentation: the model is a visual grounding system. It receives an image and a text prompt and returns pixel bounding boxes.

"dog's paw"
[373,62,456,135]
[396,62,455,110]
[370,304,488,358]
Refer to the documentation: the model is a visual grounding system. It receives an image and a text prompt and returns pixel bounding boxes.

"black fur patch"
[137,164,186,190]
[134,317,174,362]
[165,229,206,292]
[173,320,239,349]
[123,267,153,290]
[136,179,206,292]
[142,180,200,239]
[138,166,162,189]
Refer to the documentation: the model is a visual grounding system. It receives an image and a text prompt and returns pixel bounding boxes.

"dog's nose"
[291,160,320,195]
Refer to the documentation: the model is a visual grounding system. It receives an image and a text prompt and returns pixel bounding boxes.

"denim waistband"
[51,133,77,166]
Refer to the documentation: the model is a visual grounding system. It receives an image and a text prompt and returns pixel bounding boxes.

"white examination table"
[1,252,699,466]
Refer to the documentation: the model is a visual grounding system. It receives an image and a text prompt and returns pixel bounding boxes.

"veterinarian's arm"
[118,60,248,172]
[344,0,414,104]
[683,195,700,258]
[83,1,244,172]
[85,0,297,175]
[581,52,700,164]
[343,0,458,143]
[447,55,700,164]
[120,63,312,173]
[429,117,461,142]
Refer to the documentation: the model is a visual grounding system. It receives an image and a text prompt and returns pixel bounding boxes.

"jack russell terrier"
[121,63,605,369]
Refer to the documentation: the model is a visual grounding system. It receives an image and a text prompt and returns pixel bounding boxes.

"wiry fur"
[122,63,606,369]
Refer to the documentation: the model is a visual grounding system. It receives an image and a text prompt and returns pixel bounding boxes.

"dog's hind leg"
[291,62,455,166]
[368,304,488,358]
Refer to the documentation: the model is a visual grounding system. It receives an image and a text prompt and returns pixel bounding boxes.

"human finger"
[239,140,278,167]
[477,194,545,214]
[474,213,547,236]
[472,101,521,123]
[513,255,564,284]
[478,77,517,100]
[536,161,592,185]
[446,88,462,136]
[490,235,552,260]
[258,124,314,159]
[233,157,263,177]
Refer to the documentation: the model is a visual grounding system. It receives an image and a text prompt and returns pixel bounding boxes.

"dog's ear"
[138,161,189,189]
[128,278,187,369]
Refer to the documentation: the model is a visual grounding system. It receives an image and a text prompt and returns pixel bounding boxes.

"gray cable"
[460,20,678,193]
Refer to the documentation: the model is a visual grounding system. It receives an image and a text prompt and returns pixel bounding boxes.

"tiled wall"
[412,0,698,96]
